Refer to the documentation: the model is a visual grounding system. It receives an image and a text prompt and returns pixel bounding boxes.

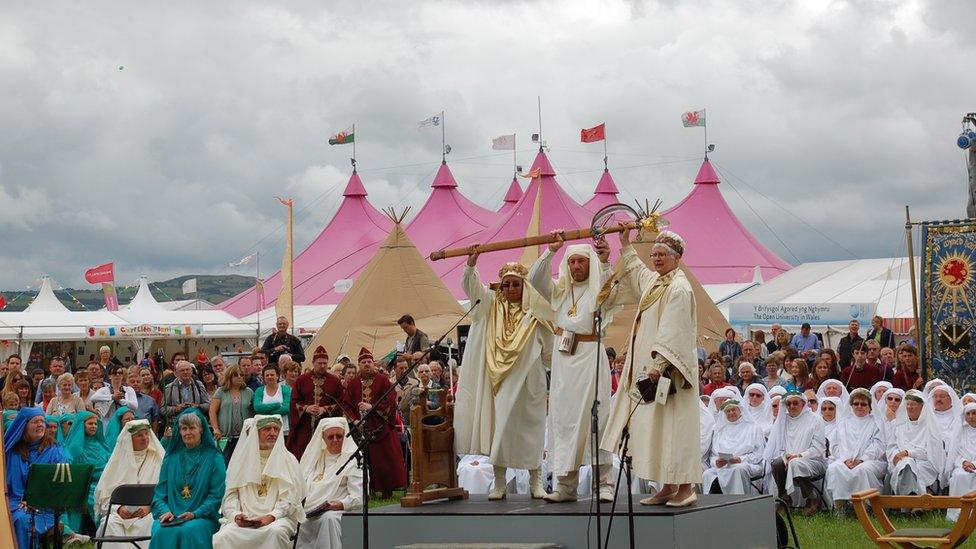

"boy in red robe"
[342,346,407,497]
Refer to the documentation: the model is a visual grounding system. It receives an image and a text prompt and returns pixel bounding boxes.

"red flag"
[580,123,606,143]
[84,262,115,284]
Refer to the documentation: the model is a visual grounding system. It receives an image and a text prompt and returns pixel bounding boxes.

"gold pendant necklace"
[568,285,587,317]
[181,484,192,499]
[257,478,268,497]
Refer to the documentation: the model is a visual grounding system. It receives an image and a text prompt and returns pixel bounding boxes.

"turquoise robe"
[149,408,226,549]
[63,410,110,531]
[104,406,135,451]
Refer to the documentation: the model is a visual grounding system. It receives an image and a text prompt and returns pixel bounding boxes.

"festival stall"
[722,257,918,347]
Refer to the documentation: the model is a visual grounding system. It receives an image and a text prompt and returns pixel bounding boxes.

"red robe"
[286,370,344,457]
[342,373,407,493]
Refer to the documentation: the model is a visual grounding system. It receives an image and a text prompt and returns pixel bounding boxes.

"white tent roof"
[721,257,918,323]
[24,276,70,313]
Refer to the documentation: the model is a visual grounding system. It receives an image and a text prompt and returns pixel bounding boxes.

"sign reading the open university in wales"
[86,324,203,338]
[728,302,876,326]
[920,220,976,388]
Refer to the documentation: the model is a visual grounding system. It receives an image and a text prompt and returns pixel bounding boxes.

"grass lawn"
[791,510,976,548]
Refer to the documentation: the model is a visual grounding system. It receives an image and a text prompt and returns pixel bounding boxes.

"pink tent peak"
[498,177,523,214]
[219,169,393,315]
[432,150,613,298]
[661,158,791,283]
[406,161,499,261]
[583,168,620,212]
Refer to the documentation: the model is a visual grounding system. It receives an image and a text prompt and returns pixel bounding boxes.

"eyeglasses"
[325,434,344,441]
[649,253,670,258]
[886,396,902,402]
[748,393,764,399]
[851,401,870,407]
[807,399,818,404]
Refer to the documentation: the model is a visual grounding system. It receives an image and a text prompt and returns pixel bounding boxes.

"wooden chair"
[400,393,468,507]
[850,489,976,548]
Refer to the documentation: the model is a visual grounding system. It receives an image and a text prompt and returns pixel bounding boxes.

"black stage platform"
[342,493,776,548]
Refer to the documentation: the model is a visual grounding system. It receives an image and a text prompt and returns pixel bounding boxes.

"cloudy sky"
[1,0,973,292]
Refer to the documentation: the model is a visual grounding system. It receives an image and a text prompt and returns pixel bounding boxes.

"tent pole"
[905,205,923,378]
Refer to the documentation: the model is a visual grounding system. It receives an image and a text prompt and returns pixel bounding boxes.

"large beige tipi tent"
[604,240,731,354]
[307,212,468,362]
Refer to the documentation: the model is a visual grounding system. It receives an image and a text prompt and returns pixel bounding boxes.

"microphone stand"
[604,402,641,549]
[336,300,481,549]
[590,277,618,548]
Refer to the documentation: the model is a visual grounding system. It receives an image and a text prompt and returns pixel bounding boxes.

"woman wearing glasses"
[825,389,886,516]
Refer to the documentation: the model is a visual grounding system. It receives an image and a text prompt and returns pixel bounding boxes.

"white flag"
[182,278,197,295]
[418,112,442,128]
[334,279,354,293]
[492,134,515,150]
[228,253,256,267]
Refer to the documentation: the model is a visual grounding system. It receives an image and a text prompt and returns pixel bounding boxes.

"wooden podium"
[399,391,468,507]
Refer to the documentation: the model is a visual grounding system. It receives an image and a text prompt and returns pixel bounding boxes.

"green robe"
[149,408,226,549]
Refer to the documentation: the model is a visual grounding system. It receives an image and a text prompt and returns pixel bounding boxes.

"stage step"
[396,544,562,549]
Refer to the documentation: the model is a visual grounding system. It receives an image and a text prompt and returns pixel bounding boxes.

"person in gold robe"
[600,229,701,507]
[454,252,553,500]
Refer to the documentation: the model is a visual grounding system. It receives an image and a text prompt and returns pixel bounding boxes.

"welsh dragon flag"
[329,126,354,145]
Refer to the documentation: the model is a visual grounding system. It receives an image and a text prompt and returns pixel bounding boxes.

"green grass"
[791,510,976,548]
[367,488,406,508]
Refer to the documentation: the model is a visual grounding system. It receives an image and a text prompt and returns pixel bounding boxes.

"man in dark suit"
[261,315,306,365]
[866,315,896,349]
[836,319,863,370]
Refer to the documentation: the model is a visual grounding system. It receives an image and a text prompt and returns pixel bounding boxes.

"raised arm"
[527,249,556,300]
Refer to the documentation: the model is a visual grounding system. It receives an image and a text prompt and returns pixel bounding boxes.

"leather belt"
[554,327,599,343]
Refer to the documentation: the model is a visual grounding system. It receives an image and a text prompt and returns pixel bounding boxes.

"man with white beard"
[93,420,164,548]
[528,235,614,503]
[454,254,552,500]
[298,417,363,548]
[213,416,305,548]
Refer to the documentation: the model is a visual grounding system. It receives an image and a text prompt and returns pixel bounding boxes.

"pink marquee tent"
[406,161,500,260]
[432,150,610,297]
[219,170,393,316]
[498,177,523,213]
[661,158,792,283]
[582,168,620,212]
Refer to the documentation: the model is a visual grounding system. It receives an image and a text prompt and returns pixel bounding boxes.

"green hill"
[0,275,256,311]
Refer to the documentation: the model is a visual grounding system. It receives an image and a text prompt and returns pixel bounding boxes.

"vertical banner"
[275,197,294,328]
[919,220,976,388]
[85,262,118,311]
[101,282,119,311]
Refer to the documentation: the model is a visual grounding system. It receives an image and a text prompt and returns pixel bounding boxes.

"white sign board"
[728,302,877,326]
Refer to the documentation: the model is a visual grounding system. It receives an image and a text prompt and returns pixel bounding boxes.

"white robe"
[703,414,765,495]
[886,403,944,496]
[454,265,550,470]
[94,424,164,549]
[528,248,612,476]
[599,248,700,484]
[215,417,305,549]
[946,404,976,521]
[299,418,363,549]
[764,405,827,496]
[826,413,886,502]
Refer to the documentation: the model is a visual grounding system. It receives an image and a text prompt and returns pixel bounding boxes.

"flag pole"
[537,96,543,151]
[255,251,261,348]
[604,123,608,170]
[703,108,708,158]
[905,205,923,377]
[352,123,356,166]
[513,133,517,177]
[441,110,446,162]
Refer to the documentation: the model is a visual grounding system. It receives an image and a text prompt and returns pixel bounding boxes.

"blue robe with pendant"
[4,408,69,549]
[149,408,226,549]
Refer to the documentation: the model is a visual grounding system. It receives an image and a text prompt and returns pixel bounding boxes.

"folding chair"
[851,489,976,548]
[89,484,156,549]
[24,463,94,549]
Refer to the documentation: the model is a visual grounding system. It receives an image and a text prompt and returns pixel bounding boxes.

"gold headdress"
[654,230,685,256]
[498,262,528,280]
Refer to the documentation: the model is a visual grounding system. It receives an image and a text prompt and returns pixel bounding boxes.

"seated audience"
[93,419,165,548]
[947,403,976,521]
[703,399,765,495]
[886,390,944,496]
[149,409,226,549]
[298,417,364,548]
[825,389,885,516]
[765,392,826,516]
[213,416,304,548]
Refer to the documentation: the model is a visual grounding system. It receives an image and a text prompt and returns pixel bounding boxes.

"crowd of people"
[694,317,975,521]
[1,260,970,548]
[1,314,460,548]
